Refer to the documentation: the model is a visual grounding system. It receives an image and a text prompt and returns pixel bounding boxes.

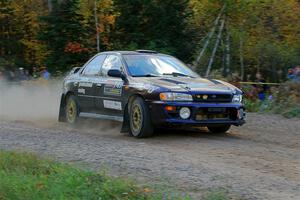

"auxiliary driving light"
[179,107,191,119]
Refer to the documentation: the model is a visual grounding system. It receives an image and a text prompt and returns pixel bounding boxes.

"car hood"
[133,77,241,94]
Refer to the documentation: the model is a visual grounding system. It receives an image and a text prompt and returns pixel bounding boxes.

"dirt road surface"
[0,113,299,200]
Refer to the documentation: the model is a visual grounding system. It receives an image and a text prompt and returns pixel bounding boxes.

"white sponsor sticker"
[78,88,85,94]
[79,82,93,87]
[103,100,122,110]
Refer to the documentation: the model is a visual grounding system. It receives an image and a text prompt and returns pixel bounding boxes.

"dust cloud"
[0,79,121,133]
[0,80,62,122]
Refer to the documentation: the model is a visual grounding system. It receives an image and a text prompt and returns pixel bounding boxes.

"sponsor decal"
[79,82,93,87]
[130,83,159,93]
[78,88,85,94]
[103,100,122,110]
[104,81,123,96]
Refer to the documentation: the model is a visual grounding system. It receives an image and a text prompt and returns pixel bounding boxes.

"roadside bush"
[243,82,300,118]
[268,82,300,117]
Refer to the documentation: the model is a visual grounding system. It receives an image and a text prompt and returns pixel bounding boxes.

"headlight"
[160,92,193,101]
[232,94,242,103]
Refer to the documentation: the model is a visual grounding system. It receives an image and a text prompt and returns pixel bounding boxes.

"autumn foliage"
[64,42,89,54]
[1,0,300,81]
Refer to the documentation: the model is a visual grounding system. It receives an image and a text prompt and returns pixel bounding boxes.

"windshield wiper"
[163,72,189,77]
[132,74,160,77]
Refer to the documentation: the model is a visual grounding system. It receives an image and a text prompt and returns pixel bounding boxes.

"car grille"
[193,94,232,103]
[195,107,238,121]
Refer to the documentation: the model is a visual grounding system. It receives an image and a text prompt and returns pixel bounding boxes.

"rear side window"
[83,54,106,75]
[101,55,122,76]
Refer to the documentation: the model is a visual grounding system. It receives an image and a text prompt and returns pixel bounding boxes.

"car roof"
[98,50,170,56]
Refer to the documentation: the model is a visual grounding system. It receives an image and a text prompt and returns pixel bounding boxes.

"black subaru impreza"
[58,50,245,138]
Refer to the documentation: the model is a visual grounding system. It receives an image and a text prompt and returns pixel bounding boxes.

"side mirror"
[107,69,127,81]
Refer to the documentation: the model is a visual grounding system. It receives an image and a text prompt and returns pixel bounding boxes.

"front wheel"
[129,97,154,138]
[65,95,79,124]
[207,125,231,134]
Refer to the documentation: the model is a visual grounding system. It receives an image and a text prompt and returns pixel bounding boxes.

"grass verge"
[0,151,192,200]
[0,151,232,200]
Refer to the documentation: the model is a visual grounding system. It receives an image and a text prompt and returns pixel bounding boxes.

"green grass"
[0,151,193,200]
[202,189,230,200]
[244,98,300,118]
[0,151,232,200]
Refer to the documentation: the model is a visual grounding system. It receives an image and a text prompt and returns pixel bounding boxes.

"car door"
[94,54,124,116]
[77,54,106,112]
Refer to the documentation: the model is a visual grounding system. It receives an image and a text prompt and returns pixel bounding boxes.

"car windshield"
[123,54,199,78]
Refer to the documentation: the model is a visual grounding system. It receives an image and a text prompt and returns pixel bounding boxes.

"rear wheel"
[207,125,231,134]
[129,97,154,138]
[65,95,79,124]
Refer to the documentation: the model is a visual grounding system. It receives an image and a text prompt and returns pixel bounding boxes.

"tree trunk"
[221,38,225,74]
[47,0,52,12]
[195,5,226,67]
[225,22,231,77]
[239,36,245,81]
[94,0,100,52]
[205,18,226,78]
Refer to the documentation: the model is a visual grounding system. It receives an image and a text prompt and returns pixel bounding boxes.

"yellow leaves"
[20,39,48,66]
[104,15,116,25]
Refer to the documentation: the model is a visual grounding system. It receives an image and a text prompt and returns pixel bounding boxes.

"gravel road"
[0,113,299,200]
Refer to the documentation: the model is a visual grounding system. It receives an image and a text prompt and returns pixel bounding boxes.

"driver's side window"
[101,55,122,76]
[83,54,106,76]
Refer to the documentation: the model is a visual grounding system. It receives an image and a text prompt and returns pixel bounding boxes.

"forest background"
[1,0,300,81]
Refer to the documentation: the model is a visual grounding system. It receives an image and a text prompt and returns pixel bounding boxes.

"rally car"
[58,50,246,138]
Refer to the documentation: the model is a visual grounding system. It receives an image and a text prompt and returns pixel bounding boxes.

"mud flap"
[120,104,130,133]
[58,94,66,122]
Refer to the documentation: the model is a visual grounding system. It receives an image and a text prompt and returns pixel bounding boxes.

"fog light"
[179,107,191,119]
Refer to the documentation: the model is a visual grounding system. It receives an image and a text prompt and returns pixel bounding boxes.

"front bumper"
[147,101,246,127]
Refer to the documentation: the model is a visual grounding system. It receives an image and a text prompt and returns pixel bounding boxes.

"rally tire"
[65,95,80,124]
[207,125,231,134]
[129,97,154,138]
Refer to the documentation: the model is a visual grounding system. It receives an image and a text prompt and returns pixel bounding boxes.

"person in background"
[254,72,268,101]
[40,66,51,80]
[287,68,296,80]
[287,66,300,82]
[24,69,31,80]
[18,67,29,81]
[3,69,16,82]
[31,67,39,79]
[295,67,300,82]
[295,66,300,76]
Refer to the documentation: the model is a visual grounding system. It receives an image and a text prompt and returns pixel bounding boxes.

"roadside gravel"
[0,113,299,200]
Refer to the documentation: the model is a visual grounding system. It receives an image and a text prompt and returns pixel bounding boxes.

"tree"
[39,0,89,72]
[113,0,195,61]
[80,0,116,53]
[0,0,48,69]
[191,0,300,81]
[0,0,20,67]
